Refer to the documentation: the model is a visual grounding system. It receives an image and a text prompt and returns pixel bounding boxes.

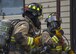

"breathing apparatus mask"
[45,13,61,32]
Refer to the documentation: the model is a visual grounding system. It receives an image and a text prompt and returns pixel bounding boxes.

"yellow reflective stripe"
[52,37,57,43]
[56,48,61,51]
[56,46,62,51]
[51,49,56,51]
[37,8,40,11]
[60,27,62,30]
[30,45,35,48]
[30,37,33,45]
[32,6,36,9]
[11,36,14,39]
[28,37,33,45]
[11,36,15,42]
[52,36,57,43]
[28,37,30,45]
[64,47,68,51]
[53,36,59,42]
[11,39,15,42]
[52,37,58,43]
[28,5,31,8]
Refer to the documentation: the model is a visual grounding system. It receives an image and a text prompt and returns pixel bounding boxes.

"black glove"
[14,32,24,44]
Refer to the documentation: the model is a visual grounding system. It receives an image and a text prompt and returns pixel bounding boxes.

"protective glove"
[41,31,60,46]
[34,35,58,46]
[34,36,41,46]
[34,35,58,47]
[68,50,75,54]
[13,32,26,45]
[56,29,64,38]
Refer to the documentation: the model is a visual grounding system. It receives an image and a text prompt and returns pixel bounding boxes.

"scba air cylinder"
[0,19,12,47]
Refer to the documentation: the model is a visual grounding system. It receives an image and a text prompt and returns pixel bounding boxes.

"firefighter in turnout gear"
[10,3,56,54]
[9,3,45,54]
[41,12,69,54]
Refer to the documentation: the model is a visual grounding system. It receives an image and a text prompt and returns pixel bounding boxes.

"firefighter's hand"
[14,32,25,44]
[68,50,75,54]
[56,29,64,38]
[34,36,41,46]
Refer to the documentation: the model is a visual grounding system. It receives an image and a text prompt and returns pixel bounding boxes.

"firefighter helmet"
[23,3,42,17]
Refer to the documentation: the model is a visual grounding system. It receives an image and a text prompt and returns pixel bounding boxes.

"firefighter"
[9,3,52,54]
[41,12,69,54]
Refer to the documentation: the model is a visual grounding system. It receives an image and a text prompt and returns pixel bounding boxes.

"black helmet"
[23,3,42,17]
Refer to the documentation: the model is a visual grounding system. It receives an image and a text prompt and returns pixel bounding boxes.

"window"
[0,0,23,15]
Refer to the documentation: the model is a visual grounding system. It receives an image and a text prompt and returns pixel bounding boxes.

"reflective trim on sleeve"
[53,36,59,42]
[51,35,59,43]
[30,37,33,45]
[28,37,30,45]
[64,47,69,51]
[30,45,35,48]
[56,46,62,51]
[11,36,15,42]
[52,36,58,43]
[28,37,34,45]
[60,27,62,30]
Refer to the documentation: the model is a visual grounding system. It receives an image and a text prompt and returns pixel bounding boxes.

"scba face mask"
[31,17,41,29]
[48,21,58,31]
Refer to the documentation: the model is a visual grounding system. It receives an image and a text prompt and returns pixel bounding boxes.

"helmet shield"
[48,16,57,22]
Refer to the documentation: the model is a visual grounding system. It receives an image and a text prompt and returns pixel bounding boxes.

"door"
[0,0,24,16]
[70,0,76,53]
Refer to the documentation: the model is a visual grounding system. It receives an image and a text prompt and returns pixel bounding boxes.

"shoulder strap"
[11,19,21,26]
[11,18,30,27]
